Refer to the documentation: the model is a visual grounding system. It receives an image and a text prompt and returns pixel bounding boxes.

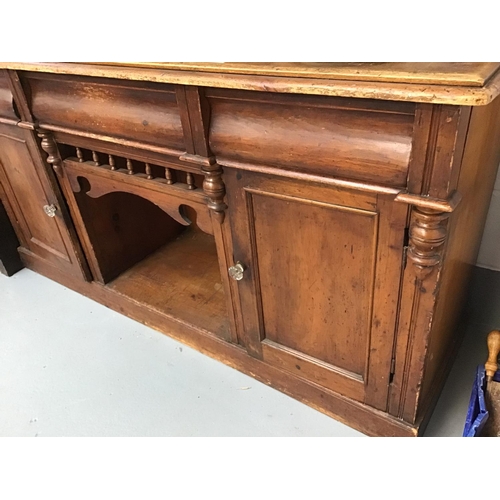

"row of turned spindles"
[75,147,196,190]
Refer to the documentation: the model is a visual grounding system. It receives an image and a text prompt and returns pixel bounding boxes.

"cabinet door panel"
[0,123,88,278]
[253,192,377,375]
[226,169,407,410]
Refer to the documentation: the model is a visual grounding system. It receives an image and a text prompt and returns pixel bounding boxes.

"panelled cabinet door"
[225,169,408,411]
[0,123,89,279]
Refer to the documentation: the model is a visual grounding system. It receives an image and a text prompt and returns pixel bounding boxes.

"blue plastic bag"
[463,365,500,437]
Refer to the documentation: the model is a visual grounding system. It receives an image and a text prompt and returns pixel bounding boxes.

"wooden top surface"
[109,62,500,86]
[3,62,500,105]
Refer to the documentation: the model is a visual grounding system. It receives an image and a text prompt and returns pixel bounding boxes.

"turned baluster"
[108,155,116,171]
[202,158,227,224]
[76,147,84,163]
[186,172,195,190]
[165,168,174,184]
[92,151,100,166]
[126,158,134,175]
[407,207,449,280]
[145,163,153,180]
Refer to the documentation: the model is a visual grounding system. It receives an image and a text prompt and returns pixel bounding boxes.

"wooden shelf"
[107,227,229,338]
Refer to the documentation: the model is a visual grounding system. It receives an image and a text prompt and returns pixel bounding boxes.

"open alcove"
[58,146,230,339]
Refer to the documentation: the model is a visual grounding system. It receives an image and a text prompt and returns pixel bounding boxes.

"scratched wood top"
[2,62,500,105]
[107,62,500,87]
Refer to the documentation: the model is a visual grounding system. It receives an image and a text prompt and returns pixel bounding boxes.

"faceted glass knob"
[228,262,246,281]
[43,204,57,218]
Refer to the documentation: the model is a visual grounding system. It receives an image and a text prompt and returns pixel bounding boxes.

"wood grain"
[2,63,500,436]
[208,89,414,187]
[63,158,213,235]
[416,95,500,427]
[100,62,500,87]
[388,94,500,426]
[23,73,185,151]
[0,124,88,278]
[71,189,185,284]
[108,226,229,339]
[3,63,500,105]
[225,168,407,410]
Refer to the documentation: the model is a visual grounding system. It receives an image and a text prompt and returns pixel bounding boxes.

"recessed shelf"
[107,227,229,337]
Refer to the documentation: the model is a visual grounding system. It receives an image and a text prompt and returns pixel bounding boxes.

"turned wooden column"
[389,201,454,423]
[407,207,449,280]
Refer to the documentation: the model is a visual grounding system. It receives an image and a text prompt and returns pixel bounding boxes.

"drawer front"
[208,89,415,187]
[22,73,185,152]
[0,70,18,121]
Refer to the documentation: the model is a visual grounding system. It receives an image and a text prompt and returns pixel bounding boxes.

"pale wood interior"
[107,226,229,338]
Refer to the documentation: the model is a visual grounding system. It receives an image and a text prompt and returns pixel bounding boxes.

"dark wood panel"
[226,168,408,410]
[251,191,377,377]
[387,101,488,424]
[72,190,185,283]
[208,90,414,187]
[0,123,87,278]
[23,73,185,151]
[0,130,66,259]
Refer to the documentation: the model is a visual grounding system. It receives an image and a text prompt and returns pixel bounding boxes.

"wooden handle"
[485,330,500,380]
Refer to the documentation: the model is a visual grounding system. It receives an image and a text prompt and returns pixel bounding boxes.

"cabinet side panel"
[418,96,500,423]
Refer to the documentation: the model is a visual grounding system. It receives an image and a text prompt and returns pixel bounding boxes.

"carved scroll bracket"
[407,206,449,280]
[37,129,63,176]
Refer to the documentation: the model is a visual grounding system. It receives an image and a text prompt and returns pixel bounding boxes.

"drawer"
[21,72,185,152]
[0,70,18,122]
[207,89,416,188]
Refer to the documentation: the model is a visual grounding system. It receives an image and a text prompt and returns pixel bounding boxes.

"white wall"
[477,162,500,270]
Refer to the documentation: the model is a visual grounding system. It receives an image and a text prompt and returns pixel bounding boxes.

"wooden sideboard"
[2,62,500,436]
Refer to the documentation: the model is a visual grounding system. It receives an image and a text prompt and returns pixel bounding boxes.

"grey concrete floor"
[0,267,495,437]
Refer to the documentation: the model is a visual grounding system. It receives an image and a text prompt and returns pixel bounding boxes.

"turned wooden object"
[485,330,500,381]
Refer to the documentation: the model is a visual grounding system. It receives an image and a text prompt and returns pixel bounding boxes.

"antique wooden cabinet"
[2,62,500,436]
